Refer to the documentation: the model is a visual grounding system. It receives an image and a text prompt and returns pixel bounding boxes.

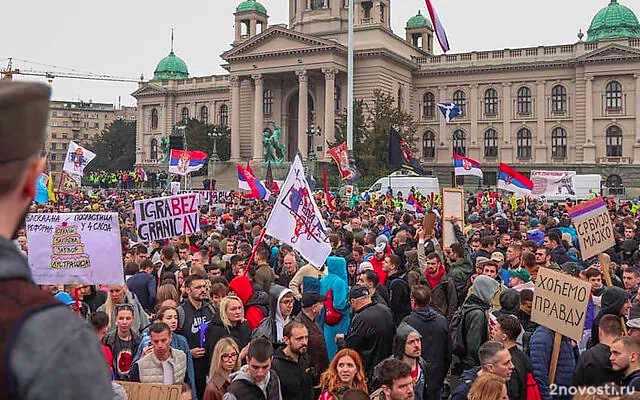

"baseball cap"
[529,218,539,228]
[348,285,370,300]
[54,292,75,306]
[560,262,581,277]
[509,267,531,283]
[491,252,505,263]
[359,261,373,272]
[301,291,326,308]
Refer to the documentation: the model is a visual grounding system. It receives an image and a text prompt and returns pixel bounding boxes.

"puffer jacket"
[530,326,575,400]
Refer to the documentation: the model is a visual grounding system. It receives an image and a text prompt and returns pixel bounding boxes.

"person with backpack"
[491,315,535,400]
[320,256,351,360]
[383,254,411,326]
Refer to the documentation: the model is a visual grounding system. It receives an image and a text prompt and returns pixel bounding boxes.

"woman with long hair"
[318,349,368,400]
[97,284,149,333]
[204,296,251,355]
[156,283,180,309]
[467,373,508,400]
[203,337,241,400]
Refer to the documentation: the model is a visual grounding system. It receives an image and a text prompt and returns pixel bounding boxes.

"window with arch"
[453,90,466,117]
[422,131,436,159]
[150,138,158,160]
[263,89,274,115]
[200,106,209,123]
[517,87,532,115]
[606,125,623,157]
[453,130,466,156]
[606,174,624,195]
[517,128,532,159]
[551,85,567,113]
[606,81,623,111]
[311,0,325,10]
[335,85,341,111]
[484,129,498,158]
[181,107,190,122]
[219,104,229,127]
[423,92,435,119]
[150,108,158,130]
[484,88,499,116]
[551,127,567,159]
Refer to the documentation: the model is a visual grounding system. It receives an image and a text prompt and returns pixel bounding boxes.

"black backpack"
[449,304,484,357]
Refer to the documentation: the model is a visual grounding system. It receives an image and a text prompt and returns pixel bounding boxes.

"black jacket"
[621,369,640,391]
[402,307,450,395]
[177,299,216,380]
[270,348,316,400]
[573,343,623,387]
[342,301,395,382]
[508,346,532,400]
[204,312,251,356]
[385,271,411,326]
[126,271,157,312]
[589,286,628,348]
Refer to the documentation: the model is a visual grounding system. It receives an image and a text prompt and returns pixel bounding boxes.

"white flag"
[62,141,96,176]
[265,155,331,268]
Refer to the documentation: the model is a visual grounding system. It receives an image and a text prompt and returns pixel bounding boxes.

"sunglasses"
[115,303,134,312]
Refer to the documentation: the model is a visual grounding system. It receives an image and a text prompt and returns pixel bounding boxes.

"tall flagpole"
[347,0,354,155]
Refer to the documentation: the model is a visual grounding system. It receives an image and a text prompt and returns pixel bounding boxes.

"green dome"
[407,10,432,29]
[587,0,640,42]
[236,0,267,15]
[153,51,189,80]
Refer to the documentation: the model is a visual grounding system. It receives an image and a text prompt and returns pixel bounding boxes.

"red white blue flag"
[453,153,483,178]
[424,0,450,53]
[237,164,270,200]
[497,163,533,195]
[168,149,207,176]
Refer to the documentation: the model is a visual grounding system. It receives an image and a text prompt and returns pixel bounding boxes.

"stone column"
[535,80,546,162]
[297,70,309,158]
[501,83,512,163]
[470,85,478,145]
[323,69,337,151]
[633,74,640,164]
[250,19,256,37]
[230,76,241,161]
[252,74,264,161]
[584,76,596,163]
[235,19,241,41]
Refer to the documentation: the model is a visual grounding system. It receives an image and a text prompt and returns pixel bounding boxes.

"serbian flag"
[453,153,483,178]
[237,164,270,200]
[406,194,424,214]
[138,165,148,181]
[497,163,533,195]
[425,0,450,53]
[168,150,207,175]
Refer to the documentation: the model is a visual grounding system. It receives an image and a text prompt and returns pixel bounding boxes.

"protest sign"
[62,141,96,176]
[568,197,615,260]
[170,181,181,196]
[423,213,436,236]
[442,187,464,248]
[531,267,591,342]
[531,170,576,198]
[25,213,123,285]
[179,190,230,208]
[58,171,79,195]
[115,382,180,400]
[134,193,200,242]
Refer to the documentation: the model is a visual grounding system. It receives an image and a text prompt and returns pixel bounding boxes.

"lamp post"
[207,128,222,162]
[305,115,322,162]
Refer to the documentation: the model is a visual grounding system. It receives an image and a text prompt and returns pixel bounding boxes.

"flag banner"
[389,127,424,174]
[62,141,96,177]
[25,213,124,285]
[531,170,576,198]
[58,171,79,195]
[178,190,230,208]
[453,153,483,178]
[265,161,275,193]
[237,164,271,200]
[437,102,460,122]
[138,165,148,181]
[322,167,335,212]
[425,0,450,52]
[265,154,331,268]
[34,173,50,204]
[327,142,352,180]
[134,193,199,242]
[168,150,207,176]
[497,163,533,195]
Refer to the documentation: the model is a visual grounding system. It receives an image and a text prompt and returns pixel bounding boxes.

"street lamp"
[305,117,322,162]
[207,128,222,162]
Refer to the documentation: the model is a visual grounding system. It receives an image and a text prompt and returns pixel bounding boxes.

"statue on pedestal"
[159,137,171,164]
[262,121,286,166]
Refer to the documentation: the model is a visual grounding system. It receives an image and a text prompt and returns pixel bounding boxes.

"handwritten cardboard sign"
[442,187,464,247]
[134,193,200,241]
[531,267,591,341]
[25,213,123,285]
[568,197,615,260]
[114,382,181,400]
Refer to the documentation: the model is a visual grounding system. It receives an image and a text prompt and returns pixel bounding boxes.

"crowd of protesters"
[16,183,640,400]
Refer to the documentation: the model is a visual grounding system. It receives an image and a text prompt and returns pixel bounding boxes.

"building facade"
[47,100,137,173]
[133,0,640,194]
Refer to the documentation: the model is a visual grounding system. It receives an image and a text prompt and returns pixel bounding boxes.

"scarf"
[425,265,445,289]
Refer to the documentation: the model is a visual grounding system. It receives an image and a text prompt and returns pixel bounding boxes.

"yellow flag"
[47,174,56,201]
[509,195,517,211]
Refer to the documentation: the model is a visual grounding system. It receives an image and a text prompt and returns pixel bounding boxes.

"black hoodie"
[589,286,629,348]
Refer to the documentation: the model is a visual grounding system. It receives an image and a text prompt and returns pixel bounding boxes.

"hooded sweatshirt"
[589,286,629,348]
[392,323,427,400]
[223,364,283,400]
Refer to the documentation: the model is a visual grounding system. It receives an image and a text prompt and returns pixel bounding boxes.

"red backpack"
[324,289,342,326]
[526,372,542,400]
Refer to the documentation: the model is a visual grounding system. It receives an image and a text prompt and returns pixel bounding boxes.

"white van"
[542,174,602,201]
[367,171,440,197]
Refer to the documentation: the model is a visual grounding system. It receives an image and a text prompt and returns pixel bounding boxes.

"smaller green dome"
[587,0,640,42]
[153,51,189,81]
[407,10,432,29]
[236,0,267,15]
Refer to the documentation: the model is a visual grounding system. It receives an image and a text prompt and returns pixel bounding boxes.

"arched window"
[263,89,274,115]
[484,88,498,116]
[453,129,466,156]
[606,174,624,195]
[150,108,158,130]
[606,125,623,157]
[517,128,532,159]
[517,87,532,115]
[150,138,158,160]
[334,85,341,111]
[551,85,567,113]
[181,107,190,122]
[606,81,623,111]
[219,104,229,127]
[453,90,466,117]
[423,92,435,119]
[311,0,324,10]
[422,131,436,159]
[552,127,567,159]
[200,106,209,123]
[484,129,498,158]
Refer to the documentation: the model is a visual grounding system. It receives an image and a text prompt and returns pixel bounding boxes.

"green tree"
[85,119,136,171]
[182,119,231,176]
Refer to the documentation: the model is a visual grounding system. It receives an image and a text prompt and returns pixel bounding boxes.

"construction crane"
[1,57,143,83]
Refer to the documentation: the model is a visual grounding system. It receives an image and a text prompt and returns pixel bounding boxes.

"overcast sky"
[1,0,621,106]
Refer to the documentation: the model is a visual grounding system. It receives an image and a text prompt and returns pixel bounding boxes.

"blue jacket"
[132,331,196,400]
[126,271,156,312]
[530,326,575,400]
[320,257,351,360]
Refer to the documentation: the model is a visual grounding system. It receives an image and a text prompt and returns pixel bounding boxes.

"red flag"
[323,167,335,211]
[327,142,352,180]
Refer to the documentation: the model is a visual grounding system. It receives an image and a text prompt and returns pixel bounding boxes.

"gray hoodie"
[472,275,500,305]
[222,364,283,400]
[1,236,113,400]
